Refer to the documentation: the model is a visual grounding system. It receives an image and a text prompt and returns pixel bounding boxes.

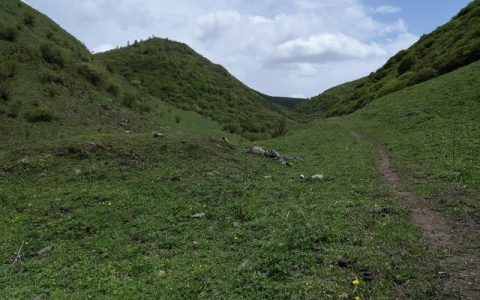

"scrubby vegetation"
[96,38,289,139]
[1,0,479,298]
[300,0,480,116]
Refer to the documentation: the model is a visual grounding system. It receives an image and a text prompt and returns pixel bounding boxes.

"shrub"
[23,13,35,27]
[77,63,105,86]
[0,62,17,80]
[272,118,287,138]
[40,43,66,67]
[397,54,417,75]
[0,26,19,42]
[0,84,11,101]
[107,83,120,97]
[24,107,56,123]
[122,91,137,108]
[174,115,181,123]
[408,67,439,85]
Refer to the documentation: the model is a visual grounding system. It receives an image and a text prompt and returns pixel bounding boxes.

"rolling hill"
[1,0,479,298]
[95,38,289,140]
[300,0,480,116]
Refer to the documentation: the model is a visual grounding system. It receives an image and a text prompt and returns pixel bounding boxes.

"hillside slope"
[96,39,288,140]
[346,60,480,214]
[302,0,480,116]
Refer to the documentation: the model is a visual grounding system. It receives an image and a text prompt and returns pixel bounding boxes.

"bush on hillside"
[398,54,417,75]
[77,63,105,87]
[0,62,17,80]
[0,84,11,101]
[408,67,439,85]
[24,106,56,123]
[40,43,66,67]
[0,25,19,42]
[23,12,35,27]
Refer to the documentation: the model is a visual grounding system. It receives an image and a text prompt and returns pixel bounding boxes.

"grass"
[95,38,289,139]
[344,60,480,217]
[300,0,480,116]
[0,119,444,298]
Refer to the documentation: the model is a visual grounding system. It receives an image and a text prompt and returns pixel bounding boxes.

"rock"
[291,264,305,274]
[222,137,236,149]
[157,270,167,278]
[249,146,266,156]
[263,175,272,179]
[204,171,218,177]
[37,245,53,256]
[311,174,324,181]
[300,174,306,180]
[191,213,205,219]
[153,132,164,138]
[265,149,281,159]
[74,169,82,175]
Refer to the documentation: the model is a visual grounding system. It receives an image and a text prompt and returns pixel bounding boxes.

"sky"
[24,0,471,98]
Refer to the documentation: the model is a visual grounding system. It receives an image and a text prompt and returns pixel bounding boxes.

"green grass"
[344,60,480,217]
[95,38,289,140]
[0,120,443,298]
[300,0,480,116]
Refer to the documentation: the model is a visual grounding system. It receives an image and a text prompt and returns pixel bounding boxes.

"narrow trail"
[350,131,480,299]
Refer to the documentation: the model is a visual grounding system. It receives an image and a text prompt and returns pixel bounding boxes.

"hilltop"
[95,38,289,140]
[299,0,480,116]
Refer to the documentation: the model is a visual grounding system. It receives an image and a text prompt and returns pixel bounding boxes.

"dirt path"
[351,131,480,299]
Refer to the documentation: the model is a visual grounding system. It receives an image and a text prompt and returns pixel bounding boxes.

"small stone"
[74,169,82,175]
[264,175,272,179]
[153,132,164,138]
[204,172,218,177]
[249,146,266,156]
[37,245,53,256]
[191,213,205,219]
[157,270,167,278]
[311,174,324,181]
[300,174,306,180]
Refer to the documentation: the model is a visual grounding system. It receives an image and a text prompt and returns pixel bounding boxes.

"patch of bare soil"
[351,131,480,299]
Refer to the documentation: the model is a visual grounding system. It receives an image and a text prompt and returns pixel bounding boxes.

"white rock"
[191,212,205,219]
[300,174,306,180]
[311,174,324,181]
[249,146,266,156]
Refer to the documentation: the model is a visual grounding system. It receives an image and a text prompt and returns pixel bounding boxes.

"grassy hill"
[301,0,480,116]
[95,38,289,140]
[295,78,366,118]
[1,0,479,298]
[345,60,480,216]
[0,0,172,146]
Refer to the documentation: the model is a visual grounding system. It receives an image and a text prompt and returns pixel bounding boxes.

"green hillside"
[295,78,366,117]
[1,0,479,298]
[301,0,480,116]
[96,39,288,140]
[345,60,480,214]
[0,0,169,145]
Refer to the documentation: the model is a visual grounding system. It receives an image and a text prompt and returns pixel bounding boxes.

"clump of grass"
[24,106,56,122]
[40,43,66,68]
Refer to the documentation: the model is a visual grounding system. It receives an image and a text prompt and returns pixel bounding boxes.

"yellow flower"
[355,297,361,300]
[108,202,112,206]
[352,279,360,285]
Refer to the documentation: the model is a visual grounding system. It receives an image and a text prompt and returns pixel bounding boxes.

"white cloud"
[24,0,417,97]
[372,5,402,14]
[92,44,115,53]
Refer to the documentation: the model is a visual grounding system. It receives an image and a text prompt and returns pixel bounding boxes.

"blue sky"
[25,0,472,97]
[365,0,471,35]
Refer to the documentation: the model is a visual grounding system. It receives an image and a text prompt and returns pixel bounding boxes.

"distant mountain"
[302,0,480,117]
[259,93,306,109]
[95,38,288,140]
